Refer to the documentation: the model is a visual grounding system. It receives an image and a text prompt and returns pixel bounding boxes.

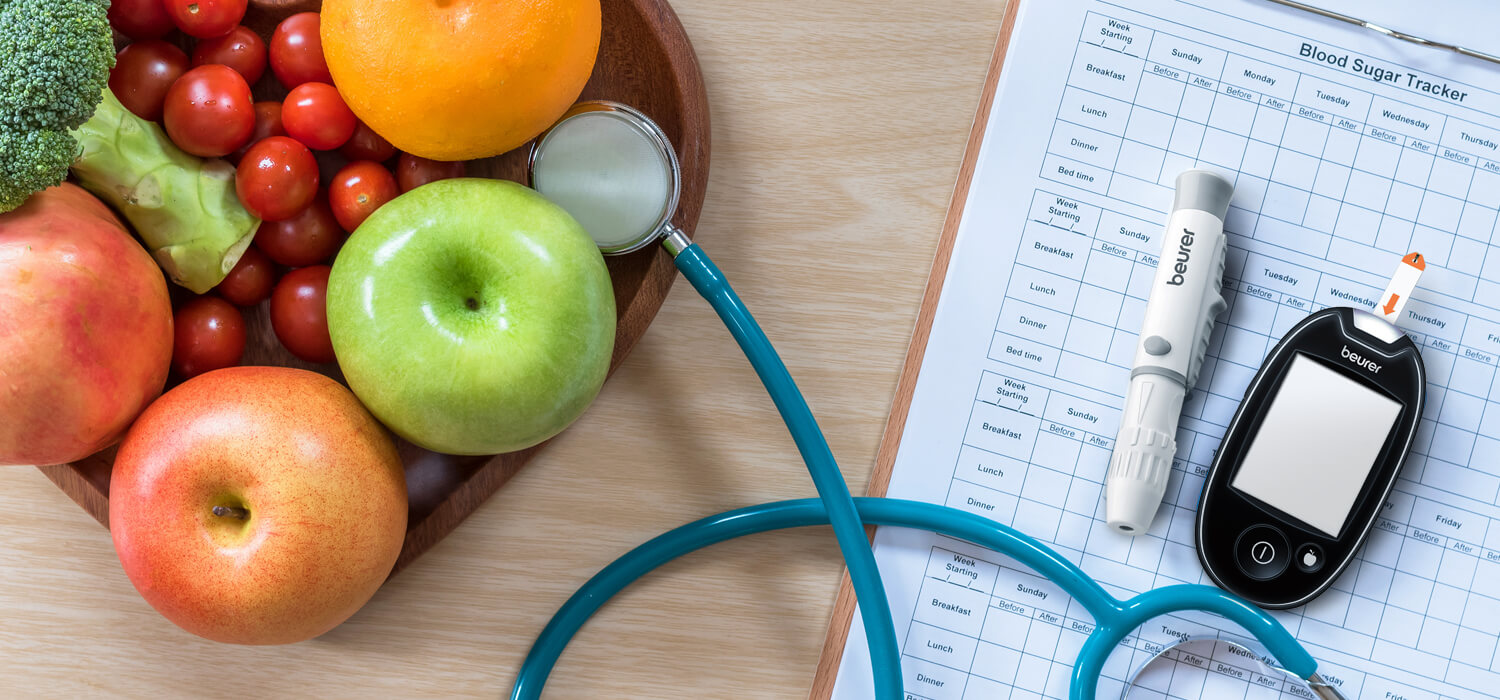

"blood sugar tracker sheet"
[831,1,1500,699]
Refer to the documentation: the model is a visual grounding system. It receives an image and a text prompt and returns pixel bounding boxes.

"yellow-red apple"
[0,183,172,466]
[109,366,408,645]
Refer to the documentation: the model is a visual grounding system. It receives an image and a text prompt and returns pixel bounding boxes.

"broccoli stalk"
[70,89,259,293]
[1,0,258,293]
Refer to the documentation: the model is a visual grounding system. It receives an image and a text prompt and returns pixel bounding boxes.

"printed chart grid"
[1042,12,1500,307]
[889,7,1500,700]
[994,190,1500,513]
[904,188,1500,700]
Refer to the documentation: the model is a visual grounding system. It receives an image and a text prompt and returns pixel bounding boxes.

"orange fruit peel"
[321,0,601,162]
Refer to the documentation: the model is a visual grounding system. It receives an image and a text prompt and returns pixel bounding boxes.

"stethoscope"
[514,101,1347,700]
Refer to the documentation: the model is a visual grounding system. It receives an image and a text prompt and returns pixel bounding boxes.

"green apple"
[327,178,615,455]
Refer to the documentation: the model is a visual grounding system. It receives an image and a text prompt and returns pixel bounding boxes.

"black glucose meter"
[1196,306,1425,609]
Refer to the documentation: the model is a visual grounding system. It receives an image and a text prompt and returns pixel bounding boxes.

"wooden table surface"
[0,1,1006,696]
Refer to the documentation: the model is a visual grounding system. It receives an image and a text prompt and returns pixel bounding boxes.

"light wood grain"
[0,1,1006,697]
[49,0,712,576]
[811,2,1020,694]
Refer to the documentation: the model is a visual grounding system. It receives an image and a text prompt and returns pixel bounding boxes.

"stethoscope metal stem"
[524,99,1347,700]
[661,225,691,258]
[1309,672,1347,700]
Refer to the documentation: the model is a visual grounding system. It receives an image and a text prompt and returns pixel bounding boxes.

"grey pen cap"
[1172,169,1234,221]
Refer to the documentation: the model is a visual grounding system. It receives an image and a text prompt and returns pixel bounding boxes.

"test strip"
[1377,252,1425,324]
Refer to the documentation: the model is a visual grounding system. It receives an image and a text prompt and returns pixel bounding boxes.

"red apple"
[0,184,172,466]
[109,367,408,645]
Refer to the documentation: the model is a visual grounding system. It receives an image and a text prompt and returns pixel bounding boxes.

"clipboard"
[807,1,1024,695]
[807,0,1493,696]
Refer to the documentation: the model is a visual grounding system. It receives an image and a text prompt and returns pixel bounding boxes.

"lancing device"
[1106,170,1234,535]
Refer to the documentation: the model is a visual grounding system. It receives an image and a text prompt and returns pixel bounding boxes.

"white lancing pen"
[1105,170,1233,536]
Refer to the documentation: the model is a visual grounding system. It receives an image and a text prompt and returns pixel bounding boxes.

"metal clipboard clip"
[1266,0,1500,66]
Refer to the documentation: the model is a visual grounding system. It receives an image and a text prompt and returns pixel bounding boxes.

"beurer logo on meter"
[1166,228,1195,286]
[1341,345,1381,373]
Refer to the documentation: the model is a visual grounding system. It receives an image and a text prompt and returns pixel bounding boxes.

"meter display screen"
[1230,354,1403,537]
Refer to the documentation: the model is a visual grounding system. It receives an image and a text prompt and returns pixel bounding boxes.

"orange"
[321,0,601,161]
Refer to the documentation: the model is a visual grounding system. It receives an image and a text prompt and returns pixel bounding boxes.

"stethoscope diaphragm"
[528,101,683,255]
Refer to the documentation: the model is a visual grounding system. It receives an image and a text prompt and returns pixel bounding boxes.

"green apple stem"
[212,505,249,520]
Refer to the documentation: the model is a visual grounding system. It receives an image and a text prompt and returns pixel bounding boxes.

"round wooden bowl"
[40,0,710,575]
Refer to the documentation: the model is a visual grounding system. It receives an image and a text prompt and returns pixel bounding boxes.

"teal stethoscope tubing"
[508,243,1319,699]
[668,242,903,698]
[508,498,1316,700]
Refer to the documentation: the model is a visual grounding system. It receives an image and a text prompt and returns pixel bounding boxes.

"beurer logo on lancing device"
[1342,345,1381,373]
[1166,228,1195,286]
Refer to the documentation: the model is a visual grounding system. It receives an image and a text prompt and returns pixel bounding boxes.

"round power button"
[1235,525,1290,580]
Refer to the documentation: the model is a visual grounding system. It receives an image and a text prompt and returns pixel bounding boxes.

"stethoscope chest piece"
[512,100,1349,700]
[528,101,684,255]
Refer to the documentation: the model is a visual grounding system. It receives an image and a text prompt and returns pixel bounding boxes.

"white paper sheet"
[831,1,1500,698]
[1289,1,1500,62]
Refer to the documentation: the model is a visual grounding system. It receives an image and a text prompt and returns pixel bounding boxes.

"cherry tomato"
[340,121,397,162]
[281,83,356,151]
[109,40,190,122]
[396,153,466,193]
[271,266,335,364]
[269,12,332,88]
[329,161,398,232]
[172,296,246,379]
[254,197,342,267]
[235,136,318,221]
[215,247,276,307]
[229,102,286,163]
[191,25,267,85]
[163,65,255,158]
[109,0,175,40]
[164,0,247,39]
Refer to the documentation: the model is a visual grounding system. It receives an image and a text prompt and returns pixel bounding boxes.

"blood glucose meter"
[1196,306,1425,609]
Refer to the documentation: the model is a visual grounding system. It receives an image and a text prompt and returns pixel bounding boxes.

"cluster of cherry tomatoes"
[105,0,467,379]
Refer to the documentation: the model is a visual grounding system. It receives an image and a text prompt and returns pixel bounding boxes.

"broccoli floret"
[0,1,257,291]
[0,0,114,211]
[0,130,79,211]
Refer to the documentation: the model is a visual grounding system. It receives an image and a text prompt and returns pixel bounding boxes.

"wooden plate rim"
[38,0,711,578]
